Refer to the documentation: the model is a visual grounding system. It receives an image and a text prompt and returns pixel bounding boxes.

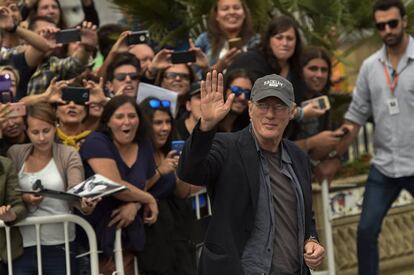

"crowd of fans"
[0,0,353,274]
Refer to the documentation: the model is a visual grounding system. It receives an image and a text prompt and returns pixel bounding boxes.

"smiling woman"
[195,0,258,71]
[138,97,199,274]
[79,96,159,274]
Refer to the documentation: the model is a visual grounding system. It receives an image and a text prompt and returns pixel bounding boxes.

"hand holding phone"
[301,95,331,111]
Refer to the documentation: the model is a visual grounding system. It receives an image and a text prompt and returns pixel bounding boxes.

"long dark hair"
[259,15,303,75]
[31,0,67,29]
[139,97,174,156]
[98,96,148,144]
[207,0,255,58]
[300,46,332,93]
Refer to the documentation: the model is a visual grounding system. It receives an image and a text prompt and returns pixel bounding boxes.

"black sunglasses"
[375,19,399,31]
[148,99,171,109]
[229,86,251,98]
[114,72,140,81]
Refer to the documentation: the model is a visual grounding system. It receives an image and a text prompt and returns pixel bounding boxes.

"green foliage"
[112,0,414,52]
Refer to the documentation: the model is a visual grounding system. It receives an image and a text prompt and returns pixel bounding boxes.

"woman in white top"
[7,102,98,275]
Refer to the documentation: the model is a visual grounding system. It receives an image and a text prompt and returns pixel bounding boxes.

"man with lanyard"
[315,0,414,274]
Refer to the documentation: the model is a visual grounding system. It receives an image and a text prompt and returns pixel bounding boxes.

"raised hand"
[200,70,234,131]
[84,77,106,105]
[110,31,130,54]
[79,21,97,50]
[188,38,209,71]
[44,77,67,104]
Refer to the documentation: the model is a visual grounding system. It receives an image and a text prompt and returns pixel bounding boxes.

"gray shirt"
[265,150,300,275]
[345,35,414,178]
[241,127,305,275]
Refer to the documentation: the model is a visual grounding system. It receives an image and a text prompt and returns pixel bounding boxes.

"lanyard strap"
[383,63,399,95]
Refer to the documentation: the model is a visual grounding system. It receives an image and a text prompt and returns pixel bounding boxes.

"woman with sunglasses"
[218,69,253,132]
[138,96,199,275]
[155,64,196,118]
[79,96,158,274]
[6,103,98,275]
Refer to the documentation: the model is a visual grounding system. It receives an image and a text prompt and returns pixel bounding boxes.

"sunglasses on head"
[229,86,251,98]
[148,99,171,109]
[114,72,140,81]
[375,19,399,31]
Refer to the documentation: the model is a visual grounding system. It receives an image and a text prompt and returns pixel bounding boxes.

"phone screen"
[0,75,12,92]
[171,140,185,154]
[318,98,326,109]
[171,51,196,64]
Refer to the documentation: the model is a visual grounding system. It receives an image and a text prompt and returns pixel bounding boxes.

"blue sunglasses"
[148,99,171,109]
[230,86,251,98]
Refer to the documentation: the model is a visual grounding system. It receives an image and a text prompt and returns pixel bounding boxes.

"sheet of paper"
[137,83,179,117]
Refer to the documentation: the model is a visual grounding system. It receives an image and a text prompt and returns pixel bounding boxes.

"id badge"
[387,98,400,115]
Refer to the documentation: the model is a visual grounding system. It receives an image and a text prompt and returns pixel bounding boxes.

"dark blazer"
[178,125,317,275]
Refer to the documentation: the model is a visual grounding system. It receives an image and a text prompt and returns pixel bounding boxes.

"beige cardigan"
[7,142,84,190]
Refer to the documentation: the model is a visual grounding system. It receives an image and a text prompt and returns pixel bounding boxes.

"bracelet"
[155,167,163,177]
[295,106,304,122]
[6,23,18,33]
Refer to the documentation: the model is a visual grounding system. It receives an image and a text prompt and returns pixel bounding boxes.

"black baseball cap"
[250,74,295,106]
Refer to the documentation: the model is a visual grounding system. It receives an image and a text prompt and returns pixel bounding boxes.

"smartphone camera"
[127,31,150,46]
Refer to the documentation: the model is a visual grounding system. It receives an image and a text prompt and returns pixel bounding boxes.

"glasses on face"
[114,72,140,81]
[148,99,171,109]
[255,102,289,113]
[164,72,190,81]
[375,19,399,31]
[229,86,251,98]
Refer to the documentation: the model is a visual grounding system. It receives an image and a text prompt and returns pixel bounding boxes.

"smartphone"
[171,140,185,155]
[171,51,196,64]
[0,75,11,92]
[301,95,331,111]
[126,30,150,46]
[55,28,81,44]
[338,127,350,138]
[61,87,90,105]
[228,37,243,49]
[8,102,26,117]
[0,91,13,103]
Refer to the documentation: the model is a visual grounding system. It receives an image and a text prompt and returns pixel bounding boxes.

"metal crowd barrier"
[0,214,99,275]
